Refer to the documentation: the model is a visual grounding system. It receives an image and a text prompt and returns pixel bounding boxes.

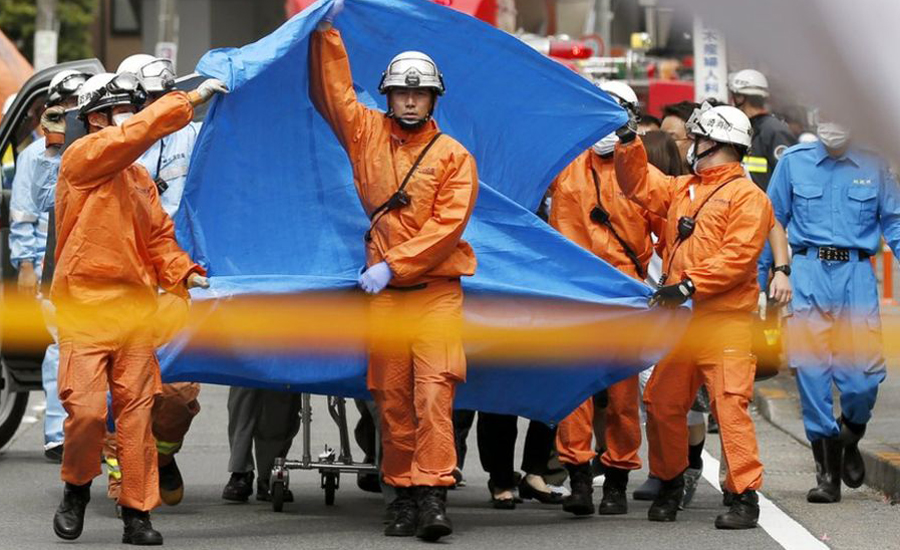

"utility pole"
[156,0,180,72]
[34,0,58,71]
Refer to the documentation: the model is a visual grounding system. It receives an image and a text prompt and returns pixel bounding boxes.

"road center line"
[701,450,829,550]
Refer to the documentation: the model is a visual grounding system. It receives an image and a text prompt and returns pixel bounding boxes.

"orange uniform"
[615,137,773,494]
[53,92,203,511]
[550,151,661,472]
[311,29,478,487]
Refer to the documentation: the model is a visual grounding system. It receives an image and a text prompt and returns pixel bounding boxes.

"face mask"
[591,133,619,156]
[112,112,134,126]
[686,142,698,172]
[817,122,850,150]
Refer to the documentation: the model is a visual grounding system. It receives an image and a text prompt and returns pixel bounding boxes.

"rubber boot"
[121,507,163,545]
[647,475,684,522]
[598,467,628,515]
[562,463,594,516]
[159,457,184,506]
[840,416,866,489]
[807,437,842,503]
[384,487,417,537]
[633,475,661,501]
[53,482,91,540]
[715,490,759,529]
[415,486,453,542]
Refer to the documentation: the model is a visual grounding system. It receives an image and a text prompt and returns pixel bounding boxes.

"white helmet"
[685,103,753,148]
[599,80,639,111]
[378,51,445,95]
[77,72,147,119]
[48,69,92,106]
[2,93,16,117]
[728,69,769,98]
[117,54,175,94]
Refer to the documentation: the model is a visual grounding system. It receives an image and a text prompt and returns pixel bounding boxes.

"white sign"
[155,41,179,73]
[693,18,728,104]
[34,30,58,72]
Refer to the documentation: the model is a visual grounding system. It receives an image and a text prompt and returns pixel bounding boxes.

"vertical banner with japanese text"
[693,18,728,103]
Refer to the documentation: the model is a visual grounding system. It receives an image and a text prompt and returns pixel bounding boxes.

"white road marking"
[701,450,829,550]
[31,401,47,413]
[20,416,38,425]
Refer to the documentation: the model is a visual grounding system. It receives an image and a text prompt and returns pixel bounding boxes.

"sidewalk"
[753,299,900,502]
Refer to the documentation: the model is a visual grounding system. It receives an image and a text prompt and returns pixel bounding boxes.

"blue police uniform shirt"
[137,121,202,218]
[767,140,900,257]
[9,138,57,270]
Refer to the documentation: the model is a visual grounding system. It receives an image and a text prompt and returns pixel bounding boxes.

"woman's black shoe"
[518,477,563,505]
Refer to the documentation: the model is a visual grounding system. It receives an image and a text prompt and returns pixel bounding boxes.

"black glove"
[615,119,637,144]
[649,278,695,308]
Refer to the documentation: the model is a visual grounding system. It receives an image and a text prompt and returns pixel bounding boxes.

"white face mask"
[686,142,698,172]
[112,112,134,126]
[591,133,619,156]
[817,122,850,150]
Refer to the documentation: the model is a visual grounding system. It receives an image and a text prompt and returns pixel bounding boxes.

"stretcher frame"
[269,393,377,511]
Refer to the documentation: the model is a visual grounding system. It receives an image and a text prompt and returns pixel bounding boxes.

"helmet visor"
[139,59,175,80]
[53,73,90,97]
[386,58,438,78]
[107,72,144,95]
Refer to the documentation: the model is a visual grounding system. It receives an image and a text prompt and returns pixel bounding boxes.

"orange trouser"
[58,336,163,511]
[368,280,466,488]
[556,375,642,470]
[644,312,762,494]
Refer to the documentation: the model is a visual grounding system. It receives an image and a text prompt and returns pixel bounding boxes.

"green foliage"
[0,0,99,64]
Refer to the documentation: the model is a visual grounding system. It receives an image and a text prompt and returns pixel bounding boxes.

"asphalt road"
[1,386,897,550]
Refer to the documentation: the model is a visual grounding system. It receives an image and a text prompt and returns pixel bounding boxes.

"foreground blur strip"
[1,289,895,366]
[701,450,829,550]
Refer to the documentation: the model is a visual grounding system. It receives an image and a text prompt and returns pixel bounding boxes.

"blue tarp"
[160,0,688,423]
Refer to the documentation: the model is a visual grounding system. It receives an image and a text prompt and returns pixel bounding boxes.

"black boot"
[840,417,866,489]
[715,490,759,529]
[53,482,91,540]
[121,507,163,545]
[807,437,842,503]
[598,467,628,515]
[647,475,684,522]
[222,471,254,502]
[562,463,594,516]
[415,486,453,542]
[159,458,184,506]
[384,487,417,537]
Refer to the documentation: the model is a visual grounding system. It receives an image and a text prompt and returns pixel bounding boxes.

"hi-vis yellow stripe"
[156,440,182,455]
[743,155,769,174]
[105,457,122,480]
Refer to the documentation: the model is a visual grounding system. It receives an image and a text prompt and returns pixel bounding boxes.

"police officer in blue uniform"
[767,121,900,504]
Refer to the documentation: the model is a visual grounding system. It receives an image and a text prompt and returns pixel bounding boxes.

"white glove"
[186,273,210,289]
[195,78,229,103]
[323,0,345,23]
[358,261,392,295]
[757,291,767,321]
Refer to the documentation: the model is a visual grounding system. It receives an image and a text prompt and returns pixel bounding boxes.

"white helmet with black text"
[728,69,769,98]
[117,54,176,95]
[77,72,147,120]
[684,102,753,172]
[378,51,445,96]
[48,69,92,107]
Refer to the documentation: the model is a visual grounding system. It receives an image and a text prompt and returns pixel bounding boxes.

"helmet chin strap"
[690,138,726,174]
[391,113,431,130]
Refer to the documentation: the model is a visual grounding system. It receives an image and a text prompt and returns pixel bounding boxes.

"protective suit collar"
[389,117,440,145]
[695,162,746,184]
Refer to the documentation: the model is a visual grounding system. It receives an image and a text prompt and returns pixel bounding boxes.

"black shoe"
[562,463,594,516]
[518,475,563,505]
[707,415,720,434]
[256,478,294,502]
[222,471,254,502]
[648,475,684,522]
[385,487,418,537]
[415,486,453,542]
[633,475,661,501]
[488,482,516,510]
[121,507,163,545]
[598,467,628,515]
[357,472,382,493]
[53,482,91,540]
[159,458,184,506]
[840,417,866,489]
[722,490,735,507]
[807,437,842,503]
[715,490,759,529]
[44,444,64,464]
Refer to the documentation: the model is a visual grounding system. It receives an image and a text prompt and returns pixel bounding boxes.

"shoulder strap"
[368,132,443,222]
[590,168,646,279]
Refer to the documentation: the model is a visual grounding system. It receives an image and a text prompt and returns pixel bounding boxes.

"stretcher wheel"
[324,473,337,506]
[271,480,286,512]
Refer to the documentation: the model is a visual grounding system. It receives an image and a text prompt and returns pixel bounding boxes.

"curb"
[753,376,900,502]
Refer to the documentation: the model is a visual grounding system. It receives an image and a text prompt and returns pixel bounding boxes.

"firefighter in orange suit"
[50,72,225,545]
[311,7,478,543]
[551,81,663,517]
[614,103,774,530]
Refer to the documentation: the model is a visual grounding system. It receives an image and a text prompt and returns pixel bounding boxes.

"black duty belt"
[793,246,871,262]
[386,278,461,292]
